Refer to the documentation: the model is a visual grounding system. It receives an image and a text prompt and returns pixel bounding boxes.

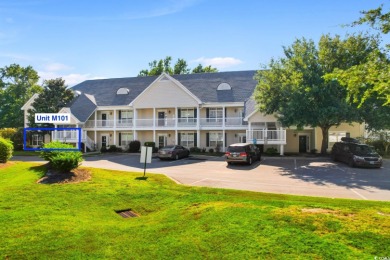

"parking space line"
[349,188,368,200]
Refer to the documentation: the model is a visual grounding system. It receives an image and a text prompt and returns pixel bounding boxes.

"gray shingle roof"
[172,70,257,103]
[71,76,158,106]
[67,93,97,122]
[69,71,258,121]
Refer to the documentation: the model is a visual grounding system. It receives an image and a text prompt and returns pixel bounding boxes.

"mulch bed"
[0,162,14,170]
[37,164,91,184]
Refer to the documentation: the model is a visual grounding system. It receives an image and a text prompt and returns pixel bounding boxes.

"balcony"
[52,130,84,142]
[83,117,248,129]
[246,129,286,145]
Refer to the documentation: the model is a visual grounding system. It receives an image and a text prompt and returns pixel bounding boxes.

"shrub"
[128,140,141,153]
[190,147,201,153]
[0,137,13,163]
[100,145,108,153]
[144,142,155,147]
[264,147,278,155]
[39,141,83,172]
[107,145,122,152]
[208,148,214,153]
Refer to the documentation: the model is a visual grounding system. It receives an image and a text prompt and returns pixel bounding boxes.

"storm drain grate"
[115,209,139,218]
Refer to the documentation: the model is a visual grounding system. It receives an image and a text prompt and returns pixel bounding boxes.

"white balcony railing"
[52,130,81,142]
[246,130,286,144]
[83,117,247,128]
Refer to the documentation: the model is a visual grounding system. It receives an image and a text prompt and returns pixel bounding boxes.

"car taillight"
[240,152,247,157]
[225,152,231,156]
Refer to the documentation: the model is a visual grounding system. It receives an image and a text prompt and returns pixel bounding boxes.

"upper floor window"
[180,109,194,118]
[120,111,133,119]
[208,108,223,121]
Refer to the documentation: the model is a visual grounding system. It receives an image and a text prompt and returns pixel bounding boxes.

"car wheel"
[248,157,253,165]
[227,162,232,165]
[331,154,337,162]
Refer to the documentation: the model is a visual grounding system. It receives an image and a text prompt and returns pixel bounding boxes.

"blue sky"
[0,0,388,86]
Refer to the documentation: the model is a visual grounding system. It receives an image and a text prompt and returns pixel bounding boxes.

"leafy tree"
[255,35,372,154]
[0,64,42,128]
[138,57,217,76]
[27,78,74,128]
[327,4,390,108]
[192,64,218,73]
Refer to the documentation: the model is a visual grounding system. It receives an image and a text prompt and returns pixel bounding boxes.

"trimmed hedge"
[40,141,83,172]
[0,137,13,163]
[128,140,141,153]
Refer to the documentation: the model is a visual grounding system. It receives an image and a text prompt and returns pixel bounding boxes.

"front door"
[299,135,308,153]
[158,135,167,148]
[102,113,107,127]
[158,112,165,126]
[101,135,108,148]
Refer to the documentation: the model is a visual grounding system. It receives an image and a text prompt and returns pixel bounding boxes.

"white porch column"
[197,130,200,148]
[197,107,200,129]
[175,130,178,145]
[153,130,156,143]
[94,111,97,127]
[222,106,226,128]
[113,130,116,146]
[175,107,178,127]
[94,130,97,149]
[222,129,225,152]
[113,109,116,128]
[280,144,284,156]
[153,108,156,128]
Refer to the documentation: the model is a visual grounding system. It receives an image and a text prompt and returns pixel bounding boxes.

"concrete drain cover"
[115,209,139,218]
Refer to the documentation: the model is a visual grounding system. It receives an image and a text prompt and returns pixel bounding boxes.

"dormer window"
[116,88,130,95]
[217,83,231,90]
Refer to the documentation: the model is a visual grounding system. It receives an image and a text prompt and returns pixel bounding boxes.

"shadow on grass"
[29,164,47,178]
[135,177,148,181]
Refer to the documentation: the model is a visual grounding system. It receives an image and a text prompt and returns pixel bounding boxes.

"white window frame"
[209,108,223,122]
[180,132,195,147]
[120,111,133,119]
[180,109,194,118]
[32,134,43,146]
[121,132,133,147]
[209,132,223,147]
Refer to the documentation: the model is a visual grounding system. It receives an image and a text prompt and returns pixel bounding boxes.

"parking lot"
[78,153,390,201]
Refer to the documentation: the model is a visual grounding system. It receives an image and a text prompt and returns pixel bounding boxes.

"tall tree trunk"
[320,126,331,155]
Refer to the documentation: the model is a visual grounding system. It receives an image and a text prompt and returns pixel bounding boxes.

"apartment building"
[22,70,365,154]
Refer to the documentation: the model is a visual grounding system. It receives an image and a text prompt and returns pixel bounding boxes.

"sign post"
[140,146,152,177]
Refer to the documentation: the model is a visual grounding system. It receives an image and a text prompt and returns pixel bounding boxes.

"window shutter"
[178,109,181,118]
[194,132,197,147]
[194,108,197,118]
[206,108,210,122]
[225,107,227,122]
[225,133,227,145]
[178,133,181,145]
[119,110,122,119]
[206,133,209,146]
[119,133,122,145]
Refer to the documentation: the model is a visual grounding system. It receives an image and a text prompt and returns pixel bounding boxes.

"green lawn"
[1,162,389,259]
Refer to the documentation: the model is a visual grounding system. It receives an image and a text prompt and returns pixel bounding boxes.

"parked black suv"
[331,137,382,168]
[225,143,261,165]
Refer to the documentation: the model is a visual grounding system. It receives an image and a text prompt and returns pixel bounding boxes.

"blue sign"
[23,127,82,151]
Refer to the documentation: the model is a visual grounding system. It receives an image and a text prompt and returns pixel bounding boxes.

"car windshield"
[350,145,376,155]
[227,146,245,152]
[160,146,175,150]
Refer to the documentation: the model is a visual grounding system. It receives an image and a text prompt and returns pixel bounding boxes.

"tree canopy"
[138,56,218,76]
[255,35,376,154]
[326,4,390,109]
[27,78,74,128]
[0,64,42,128]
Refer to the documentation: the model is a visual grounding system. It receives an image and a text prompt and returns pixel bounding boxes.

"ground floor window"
[120,133,133,146]
[32,134,43,146]
[208,132,223,147]
[329,132,348,144]
[180,132,195,147]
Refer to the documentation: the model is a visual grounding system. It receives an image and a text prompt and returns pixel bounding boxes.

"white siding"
[133,81,198,108]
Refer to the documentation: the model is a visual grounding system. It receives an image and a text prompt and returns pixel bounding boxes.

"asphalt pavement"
[11,154,390,201]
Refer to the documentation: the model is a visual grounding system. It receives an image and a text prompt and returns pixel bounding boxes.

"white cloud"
[193,57,243,69]
[43,62,73,72]
[38,71,104,87]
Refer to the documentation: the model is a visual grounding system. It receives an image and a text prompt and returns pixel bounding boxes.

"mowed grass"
[1,162,389,259]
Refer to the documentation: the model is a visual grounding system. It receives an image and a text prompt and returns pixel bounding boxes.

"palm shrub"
[40,141,83,172]
[0,137,13,163]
